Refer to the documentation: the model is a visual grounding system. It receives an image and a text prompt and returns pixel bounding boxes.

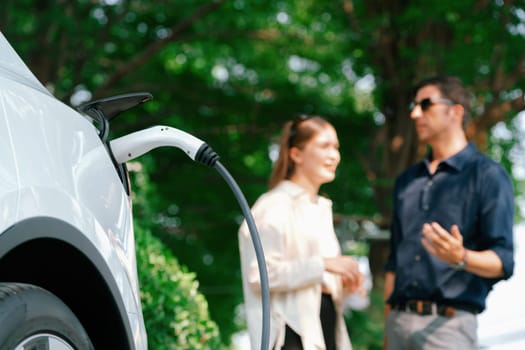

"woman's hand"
[323,256,364,293]
[342,273,366,295]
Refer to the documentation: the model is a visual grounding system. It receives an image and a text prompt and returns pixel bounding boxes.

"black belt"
[390,300,480,317]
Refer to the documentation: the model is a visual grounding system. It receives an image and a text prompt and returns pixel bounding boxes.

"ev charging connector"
[110,125,271,350]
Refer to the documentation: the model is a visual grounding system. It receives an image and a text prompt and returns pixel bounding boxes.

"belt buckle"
[408,300,436,315]
[416,300,423,314]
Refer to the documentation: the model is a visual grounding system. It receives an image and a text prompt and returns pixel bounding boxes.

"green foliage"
[342,241,370,258]
[136,224,224,350]
[131,161,224,349]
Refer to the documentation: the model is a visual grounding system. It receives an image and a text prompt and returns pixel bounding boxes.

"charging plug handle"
[110,125,219,166]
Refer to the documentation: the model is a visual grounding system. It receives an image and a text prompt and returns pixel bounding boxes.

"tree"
[347,0,525,223]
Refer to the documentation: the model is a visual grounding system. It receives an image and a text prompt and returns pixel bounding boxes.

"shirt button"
[412,281,418,287]
[415,255,421,261]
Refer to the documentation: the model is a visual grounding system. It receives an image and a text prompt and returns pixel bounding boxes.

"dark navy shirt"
[385,143,514,312]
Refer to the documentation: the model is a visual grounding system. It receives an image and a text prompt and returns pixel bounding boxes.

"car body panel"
[0,32,147,349]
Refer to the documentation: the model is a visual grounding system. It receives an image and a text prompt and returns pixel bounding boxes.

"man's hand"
[421,222,465,265]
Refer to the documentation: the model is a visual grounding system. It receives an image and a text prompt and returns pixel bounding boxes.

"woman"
[239,116,363,350]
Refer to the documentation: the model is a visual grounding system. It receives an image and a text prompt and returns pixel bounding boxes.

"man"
[384,75,514,350]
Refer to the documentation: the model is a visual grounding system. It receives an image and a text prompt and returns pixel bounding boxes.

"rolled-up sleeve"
[480,163,515,280]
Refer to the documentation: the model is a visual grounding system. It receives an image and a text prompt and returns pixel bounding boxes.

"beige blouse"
[238,180,352,350]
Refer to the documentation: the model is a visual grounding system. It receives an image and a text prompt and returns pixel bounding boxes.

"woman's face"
[291,125,340,186]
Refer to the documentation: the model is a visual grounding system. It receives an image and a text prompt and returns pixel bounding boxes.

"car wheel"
[0,282,94,350]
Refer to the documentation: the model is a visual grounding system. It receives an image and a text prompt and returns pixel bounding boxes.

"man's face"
[409,84,455,144]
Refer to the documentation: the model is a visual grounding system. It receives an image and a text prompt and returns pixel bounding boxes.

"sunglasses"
[409,97,455,112]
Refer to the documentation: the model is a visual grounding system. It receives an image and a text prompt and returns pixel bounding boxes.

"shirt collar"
[276,180,332,206]
[424,142,476,172]
[277,180,311,199]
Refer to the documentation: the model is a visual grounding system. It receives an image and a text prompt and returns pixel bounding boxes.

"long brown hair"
[268,115,333,189]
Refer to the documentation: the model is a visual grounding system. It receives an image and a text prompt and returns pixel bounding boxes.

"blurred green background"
[3,1,525,348]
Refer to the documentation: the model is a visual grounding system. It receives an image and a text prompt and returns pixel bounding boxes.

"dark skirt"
[278,293,336,350]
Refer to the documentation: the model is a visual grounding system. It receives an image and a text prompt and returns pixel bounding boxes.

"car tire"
[0,282,94,350]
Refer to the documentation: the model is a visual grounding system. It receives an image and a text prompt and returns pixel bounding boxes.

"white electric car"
[0,32,148,349]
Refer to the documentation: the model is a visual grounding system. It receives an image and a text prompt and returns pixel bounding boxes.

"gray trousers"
[386,310,478,350]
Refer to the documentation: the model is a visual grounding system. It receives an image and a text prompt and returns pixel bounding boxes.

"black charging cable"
[196,144,270,350]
